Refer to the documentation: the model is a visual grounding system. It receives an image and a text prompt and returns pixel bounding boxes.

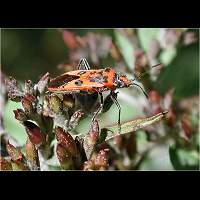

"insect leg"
[110,91,121,134]
[91,92,104,122]
[77,58,91,70]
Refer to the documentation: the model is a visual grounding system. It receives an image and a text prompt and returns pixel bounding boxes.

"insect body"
[48,58,148,133]
[48,68,132,93]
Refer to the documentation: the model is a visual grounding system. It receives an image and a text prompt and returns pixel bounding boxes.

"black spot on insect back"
[74,80,83,86]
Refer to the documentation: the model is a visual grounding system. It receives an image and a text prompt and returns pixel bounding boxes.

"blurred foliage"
[1,28,199,170]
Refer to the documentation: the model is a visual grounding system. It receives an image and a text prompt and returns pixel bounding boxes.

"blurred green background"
[1,28,199,170]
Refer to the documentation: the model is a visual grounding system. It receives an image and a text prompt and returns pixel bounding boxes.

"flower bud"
[83,149,109,171]
[55,127,77,157]
[6,141,23,161]
[49,94,63,114]
[56,144,74,170]
[23,121,45,147]
[25,138,40,170]
[0,157,12,170]
[13,109,27,121]
[93,149,109,170]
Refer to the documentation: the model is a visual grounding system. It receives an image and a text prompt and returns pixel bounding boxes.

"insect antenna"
[132,82,149,99]
[133,63,162,81]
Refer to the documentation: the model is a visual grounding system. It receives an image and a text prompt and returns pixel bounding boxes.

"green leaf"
[169,144,199,170]
[138,28,160,52]
[159,47,177,66]
[104,111,168,141]
[115,30,135,70]
[4,100,27,145]
[155,42,199,99]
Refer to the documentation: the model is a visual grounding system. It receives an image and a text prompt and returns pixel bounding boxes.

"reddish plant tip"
[55,127,77,157]
[56,144,74,170]
[181,115,194,139]
[149,90,161,103]
[23,121,45,147]
[13,109,27,121]
[94,149,109,168]
[62,30,79,50]
[88,119,100,143]
[6,141,23,161]
[21,93,36,113]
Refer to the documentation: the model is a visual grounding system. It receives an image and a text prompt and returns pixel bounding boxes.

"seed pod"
[23,121,45,148]
[25,138,40,170]
[0,157,12,171]
[13,109,27,121]
[55,127,77,157]
[56,144,74,170]
[49,94,63,114]
[6,141,23,161]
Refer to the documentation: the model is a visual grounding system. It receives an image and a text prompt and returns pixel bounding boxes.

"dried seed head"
[5,77,24,102]
[23,121,45,147]
[55,127,77,157]
[13,109,27,121]
[6,141,23,161]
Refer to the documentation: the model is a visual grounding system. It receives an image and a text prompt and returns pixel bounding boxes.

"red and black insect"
[48,58,150,133]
